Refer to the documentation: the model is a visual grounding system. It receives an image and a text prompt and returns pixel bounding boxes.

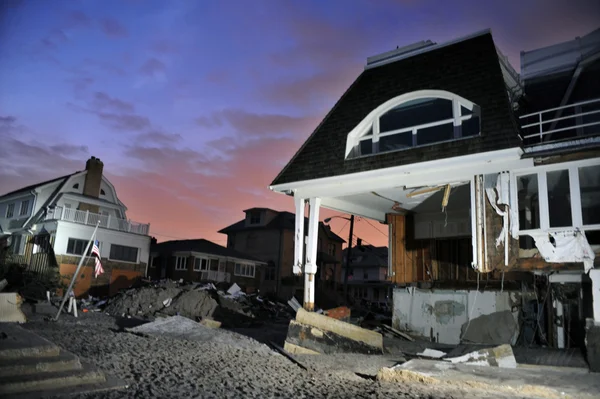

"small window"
[101,189,106,195]
[110,244,138,263]
[579,165,600,226]
[234,263,255,278]
[327,243,336,257]
[150,256,159,268]
[547,170,572,228]
[193,257,208,271]
[175,256,188,270]
[249,211,261,224]
[73,183,79,189]
[5,203,14,218]
[19,200,30,216]
[67,238,93,256]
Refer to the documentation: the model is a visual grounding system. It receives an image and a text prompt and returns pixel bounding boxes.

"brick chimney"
[78,156,104,213]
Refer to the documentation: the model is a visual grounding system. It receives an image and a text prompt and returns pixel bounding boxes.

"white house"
[0,156,151,297]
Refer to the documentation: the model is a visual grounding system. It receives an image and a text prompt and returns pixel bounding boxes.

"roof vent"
[367,40,436,66]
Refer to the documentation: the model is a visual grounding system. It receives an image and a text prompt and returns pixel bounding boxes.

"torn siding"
[527,229,595,272]
[484,173,511,266]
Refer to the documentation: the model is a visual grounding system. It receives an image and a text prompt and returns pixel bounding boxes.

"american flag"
[92,240,104,278]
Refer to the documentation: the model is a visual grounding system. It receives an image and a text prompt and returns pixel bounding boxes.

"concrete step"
[0,323,61,361]
[0,363,106,395]
[0,350,82,378]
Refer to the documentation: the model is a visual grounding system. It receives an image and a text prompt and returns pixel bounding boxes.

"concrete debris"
[0,292,26,323]
[460,310,518,345]
[417,348,446,358]
[288,297,301,312]
[284,308,384,355]
[444,344,517,369]
[100,280,294,328]
[227,283,242,296]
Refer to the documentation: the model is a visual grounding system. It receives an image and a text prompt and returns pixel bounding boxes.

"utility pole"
[343,214,354,305]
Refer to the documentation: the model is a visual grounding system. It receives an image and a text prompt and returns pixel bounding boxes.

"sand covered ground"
[20,307,574,399]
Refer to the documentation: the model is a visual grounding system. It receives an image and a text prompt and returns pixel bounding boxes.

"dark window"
[379,132,412,152]
[249,211,261,224]
[379,98,453,133]
[461,115,481,137]
[101,189,106,195]
[327,243,335,257]
[416,123,454,145]
[579,165,600,225]
[19,200,30,216]
[265,261,276,281]
[359,139,373,155]
[517,174,540,230]
[110,244,138,263]
[73,183,79,189]
[5,203,14,218]
[67,238,93,256]
[547,170,572,228]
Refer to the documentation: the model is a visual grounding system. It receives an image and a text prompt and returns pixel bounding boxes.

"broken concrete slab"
[444,344,517,368]
[199,318,221,329]
[0,293,26,323]
[378,358,600,399]
[284,308,384,355]
[460,310,518,345]
[295,308,383,350]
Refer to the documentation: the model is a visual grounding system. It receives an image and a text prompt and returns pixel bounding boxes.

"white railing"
[45,206,150,235]
[519,97,600,146]
[199,270,231,283]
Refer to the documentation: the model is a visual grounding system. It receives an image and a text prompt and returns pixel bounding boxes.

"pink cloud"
[100,18,128,38]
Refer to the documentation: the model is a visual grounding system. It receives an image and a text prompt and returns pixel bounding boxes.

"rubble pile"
[100,280,295,326]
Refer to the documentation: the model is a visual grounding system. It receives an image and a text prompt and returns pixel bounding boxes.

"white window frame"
[234,263,255,278]
[175,256,187,270]
[511,158,600,238]
[193,257,209,272]
[345,90,480,159]
[6,203,15,218]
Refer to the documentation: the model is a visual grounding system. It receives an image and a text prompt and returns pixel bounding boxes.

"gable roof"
[218,211,346,243]
[152,238,266,263]
[0,172,80,200]
[271,31,521,186]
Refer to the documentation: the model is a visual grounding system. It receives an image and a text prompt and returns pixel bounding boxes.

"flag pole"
[54,221,100,321]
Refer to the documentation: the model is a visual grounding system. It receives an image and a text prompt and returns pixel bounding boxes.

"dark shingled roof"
[0,172,80,199]
[271,32,521,186]
[219,211,346,243]
[152,239,266,263]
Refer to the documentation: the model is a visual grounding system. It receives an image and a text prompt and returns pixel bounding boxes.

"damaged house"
[269,28,600,362]
[0,156,152,297]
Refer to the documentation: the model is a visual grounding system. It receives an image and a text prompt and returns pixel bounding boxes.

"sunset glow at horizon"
[1,0,599,248]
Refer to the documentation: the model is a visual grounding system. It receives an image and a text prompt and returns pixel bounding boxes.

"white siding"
[100,179,118,203]
[65,173,86,195]
[54,221,151,265]
[0,193,35,230]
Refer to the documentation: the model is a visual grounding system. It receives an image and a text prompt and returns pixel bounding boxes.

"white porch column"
[591,269,600,324]
[304,197,321,311]
[293,197,306,275]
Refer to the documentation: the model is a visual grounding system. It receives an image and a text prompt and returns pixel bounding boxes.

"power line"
[360,217,388,238]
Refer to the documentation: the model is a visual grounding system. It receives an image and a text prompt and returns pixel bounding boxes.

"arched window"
[345,90,481,159]
[100,189,106,195]
[72,183,79,189]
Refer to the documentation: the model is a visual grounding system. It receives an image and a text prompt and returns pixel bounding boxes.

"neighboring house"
[342,244,392,306]
[219,208,345,298]
[269,26,600,358]
[0,156,151,297]
[148,238,267,292]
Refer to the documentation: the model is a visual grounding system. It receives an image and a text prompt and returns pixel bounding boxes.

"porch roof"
[270,31,521,187]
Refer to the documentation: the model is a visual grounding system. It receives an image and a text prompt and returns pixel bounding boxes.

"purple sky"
[1,0,599,246]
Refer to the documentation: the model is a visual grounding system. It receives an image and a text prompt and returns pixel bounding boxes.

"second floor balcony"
[45,206,150,235]
[519,97,600,152]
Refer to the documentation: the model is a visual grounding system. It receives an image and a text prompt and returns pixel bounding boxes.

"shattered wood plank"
[381,324,415,342]
[269,341,308,370]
